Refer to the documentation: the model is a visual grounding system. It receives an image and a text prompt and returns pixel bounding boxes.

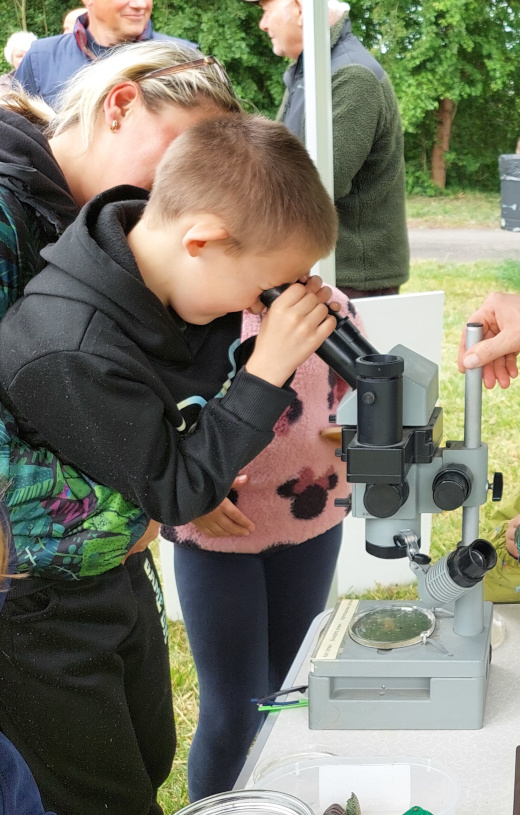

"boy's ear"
[183,219,231,258]
[103,82,140,127]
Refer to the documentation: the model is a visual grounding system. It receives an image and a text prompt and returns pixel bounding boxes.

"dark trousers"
[0,549,175,815]
[174,525,343,801]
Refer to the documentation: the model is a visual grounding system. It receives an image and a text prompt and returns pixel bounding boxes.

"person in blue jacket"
[14,0,196,106]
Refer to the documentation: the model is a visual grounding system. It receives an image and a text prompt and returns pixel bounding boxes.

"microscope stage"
[308,599,493,731]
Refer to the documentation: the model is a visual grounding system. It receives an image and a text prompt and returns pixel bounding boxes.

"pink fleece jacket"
[169,290,362,554]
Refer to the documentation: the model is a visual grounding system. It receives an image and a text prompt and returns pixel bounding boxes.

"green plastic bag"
[483,492,520,602]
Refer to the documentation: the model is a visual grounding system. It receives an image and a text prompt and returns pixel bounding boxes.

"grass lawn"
[157,245,520,813]
[407,191,501,230]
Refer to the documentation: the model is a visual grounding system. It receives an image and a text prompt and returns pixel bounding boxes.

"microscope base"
[308,600,493,731]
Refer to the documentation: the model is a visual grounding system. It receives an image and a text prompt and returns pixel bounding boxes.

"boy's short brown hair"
[145,114,338,256]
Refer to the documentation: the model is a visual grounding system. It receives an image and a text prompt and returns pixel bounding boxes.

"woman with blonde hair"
[0,40,240,815]
[0,39,240,313]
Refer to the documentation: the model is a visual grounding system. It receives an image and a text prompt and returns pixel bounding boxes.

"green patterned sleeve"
[0,190,20,319]
[0,404,147,579]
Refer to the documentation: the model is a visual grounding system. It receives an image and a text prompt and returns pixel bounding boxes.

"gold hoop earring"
[110,119,119,133]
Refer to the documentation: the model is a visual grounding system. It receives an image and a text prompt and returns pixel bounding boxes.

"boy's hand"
[246,277,335,387]
[458,293,520,389]
[192,474,255,537]
[505,513,520,558]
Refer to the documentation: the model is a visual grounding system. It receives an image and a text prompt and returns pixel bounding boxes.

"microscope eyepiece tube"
[447,539,498,587]
[356,354,404,447]
[422,539,497,603]
[259,285,378,388]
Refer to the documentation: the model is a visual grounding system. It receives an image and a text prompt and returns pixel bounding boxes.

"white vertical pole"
[302,0,336,285]
[303,0,337,603]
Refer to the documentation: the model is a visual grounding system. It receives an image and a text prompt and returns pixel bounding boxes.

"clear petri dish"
[348,604,436,649]
[173,789,314,815]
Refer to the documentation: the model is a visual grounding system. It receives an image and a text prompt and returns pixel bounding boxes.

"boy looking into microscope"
[0,113,338,534]
[0,113,338,815]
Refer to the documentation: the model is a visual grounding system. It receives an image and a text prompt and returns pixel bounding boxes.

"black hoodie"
[0,107,77,231]
[0,187,296,526]
[0,107,78,308]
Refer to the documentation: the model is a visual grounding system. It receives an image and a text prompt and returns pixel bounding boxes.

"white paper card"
[318,764,411,814]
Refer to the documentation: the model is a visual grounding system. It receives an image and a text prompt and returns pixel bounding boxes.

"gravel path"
[408,227,520,262]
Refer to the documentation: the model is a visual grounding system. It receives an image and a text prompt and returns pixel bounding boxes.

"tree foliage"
[152,0,286,115]
[349,0,520,190]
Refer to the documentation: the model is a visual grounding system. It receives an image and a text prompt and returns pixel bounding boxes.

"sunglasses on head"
[141,55,233,90]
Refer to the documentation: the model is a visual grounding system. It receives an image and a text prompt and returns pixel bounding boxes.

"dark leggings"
[174,524,343,801]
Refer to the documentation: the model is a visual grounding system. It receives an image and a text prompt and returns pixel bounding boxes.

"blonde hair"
[47,41,242,149]
[146,114,338,257]
[4,30,37,66]
[0,82,54,128]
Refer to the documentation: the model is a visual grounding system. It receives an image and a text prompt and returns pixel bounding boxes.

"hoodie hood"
[36,186,195,363]
[0,107,78,235]
[0,186,292,529]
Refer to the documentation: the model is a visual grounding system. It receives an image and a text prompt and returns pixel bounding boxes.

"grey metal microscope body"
[307,322,500,731]
[259,288,501,731]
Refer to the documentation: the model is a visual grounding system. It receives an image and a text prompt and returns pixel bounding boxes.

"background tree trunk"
[431,98,456,188]
[13,0,27,31]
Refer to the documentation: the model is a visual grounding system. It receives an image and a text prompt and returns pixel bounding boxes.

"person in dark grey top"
[243,0,410,298]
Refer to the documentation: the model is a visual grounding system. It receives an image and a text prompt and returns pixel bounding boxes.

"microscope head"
[335,346,441,558]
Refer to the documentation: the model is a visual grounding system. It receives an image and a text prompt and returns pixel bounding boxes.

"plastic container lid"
[252,754,461,815]
[253,748,338,785]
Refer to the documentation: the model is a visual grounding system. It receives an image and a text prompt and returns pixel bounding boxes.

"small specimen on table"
[322,805,345,815]
[401,808,433,815]
[345,793,361,815]
[323,792,361,815]
[323,795,433,815]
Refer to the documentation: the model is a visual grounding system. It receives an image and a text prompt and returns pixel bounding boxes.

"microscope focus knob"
[490,472,503,502]
[363,481,410,518]
[432,465,472,511]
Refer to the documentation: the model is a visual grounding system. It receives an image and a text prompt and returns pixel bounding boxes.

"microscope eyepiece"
[355,355,404,378]
[419,538,498,603]
[447,539,498,588]
[356,353,404,447]
[259,284,377,388]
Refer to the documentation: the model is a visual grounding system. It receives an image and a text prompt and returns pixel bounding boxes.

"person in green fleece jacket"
[243,0,410,298]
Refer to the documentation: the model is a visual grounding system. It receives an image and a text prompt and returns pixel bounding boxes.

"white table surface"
[235,604,520,815]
